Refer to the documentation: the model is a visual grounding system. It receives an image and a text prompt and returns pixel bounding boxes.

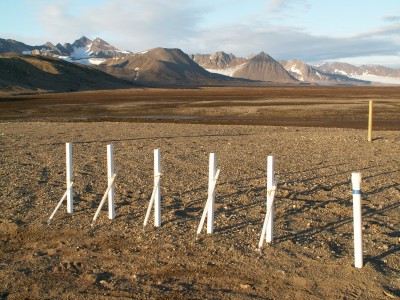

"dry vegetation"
[1,86,400,130]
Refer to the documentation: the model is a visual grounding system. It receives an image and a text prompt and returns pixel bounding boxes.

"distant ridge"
[98,47,248,86]
[316,62,400,85]
[0,52,135,93]
[1,35,400,86]
[191,52,247,72]
[280,60,370,85]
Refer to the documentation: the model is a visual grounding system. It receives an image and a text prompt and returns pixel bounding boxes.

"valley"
[1,86,399,130]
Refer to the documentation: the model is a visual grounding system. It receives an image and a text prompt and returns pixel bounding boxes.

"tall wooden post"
[368,100,373,142]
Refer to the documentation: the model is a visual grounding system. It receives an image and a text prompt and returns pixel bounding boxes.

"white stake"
[91,174,117,227]
[258,184,277,249]
[143,176,161,229]
[352,172,363,268]
[266,156,275,243]
[154,149,161,227]
[48,182,74,225]
[196,153,220,237]
[107,144,115,220]
[66,142,73,213]
[143,149,162,230]
[208,153,217,234]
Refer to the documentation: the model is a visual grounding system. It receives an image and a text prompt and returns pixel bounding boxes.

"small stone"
[382,245,389,251]
[239,284,252,290]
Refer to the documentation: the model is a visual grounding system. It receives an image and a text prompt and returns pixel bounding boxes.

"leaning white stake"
[258,184,277,249]
[107,144,115,220]
[196,153,220,237]
[143,149,162,229]
[352,172,363,268]
[207,153,217,234]
[66,142,73,213]
[143,176,161,229]
[266,156,275,243]
[48,182,74,225]
[91,174,117,227]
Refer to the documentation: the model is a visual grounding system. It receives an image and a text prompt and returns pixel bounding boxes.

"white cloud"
[382,15,400,22]
[37,0,204,51]
[266,0,309,13]
[33,0,400,67]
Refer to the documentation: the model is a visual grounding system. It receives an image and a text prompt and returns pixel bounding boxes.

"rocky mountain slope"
[231,52,297,82]
[0,36,132,66]
[316,62,400,85]
[192,51,297,83]
[280,60,370,85]
[191,52,248,76]
[97,47,245,86]
[0,52,135,93]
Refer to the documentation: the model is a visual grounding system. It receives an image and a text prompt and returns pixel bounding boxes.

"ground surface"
[0,86,399,299]
[0,121,399,299]
[0,86,400,130]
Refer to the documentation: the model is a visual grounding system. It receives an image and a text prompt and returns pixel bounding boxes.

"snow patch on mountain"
[350,74,400,85]
[289,65,304,80]
[70,45,93,59]
[205,63,247,77]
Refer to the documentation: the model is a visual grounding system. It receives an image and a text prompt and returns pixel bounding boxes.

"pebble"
[239,284,252,290]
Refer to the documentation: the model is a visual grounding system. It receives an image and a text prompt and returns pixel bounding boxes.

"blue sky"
[1,0,400,67]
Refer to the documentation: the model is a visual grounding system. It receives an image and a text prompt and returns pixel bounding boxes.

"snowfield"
[205,63,247,77]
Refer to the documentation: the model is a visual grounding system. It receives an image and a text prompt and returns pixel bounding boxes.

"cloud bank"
[34,0,400,66]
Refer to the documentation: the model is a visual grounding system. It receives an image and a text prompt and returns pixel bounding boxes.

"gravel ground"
[0,122,399,299]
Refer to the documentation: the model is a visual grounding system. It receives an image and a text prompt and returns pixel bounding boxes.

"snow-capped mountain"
[2,35,400,86]
[280,60,370,85]
[11,36,133,65]
[316,62,400,85]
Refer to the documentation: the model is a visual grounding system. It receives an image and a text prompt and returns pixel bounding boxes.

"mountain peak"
[233,51,297,82]
[72,36,92,48]
[252,51,273,61]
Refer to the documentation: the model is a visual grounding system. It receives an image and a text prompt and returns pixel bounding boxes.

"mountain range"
[1,36,400,92]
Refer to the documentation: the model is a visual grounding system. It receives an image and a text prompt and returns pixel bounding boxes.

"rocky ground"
[0,121,399,299]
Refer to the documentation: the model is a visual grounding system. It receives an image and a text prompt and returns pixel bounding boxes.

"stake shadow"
[275,198,400,247]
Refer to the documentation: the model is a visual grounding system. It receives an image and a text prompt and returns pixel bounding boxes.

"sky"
[1,0,400,67]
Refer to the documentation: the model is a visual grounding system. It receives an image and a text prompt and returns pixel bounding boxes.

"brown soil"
[1,86,399,130]
[0,120,399,299]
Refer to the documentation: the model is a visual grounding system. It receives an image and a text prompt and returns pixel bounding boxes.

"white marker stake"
[352,172,363,268]
[48,182,74,225]
[258,185,277,249]
[66,142,73,213]
[207,153,217,234]
[107,144,115,220]
[266,156,275,243]
[196,168,220,236]
[91,174,117,227]
[143,176,161,229]
[154,149,161,227]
